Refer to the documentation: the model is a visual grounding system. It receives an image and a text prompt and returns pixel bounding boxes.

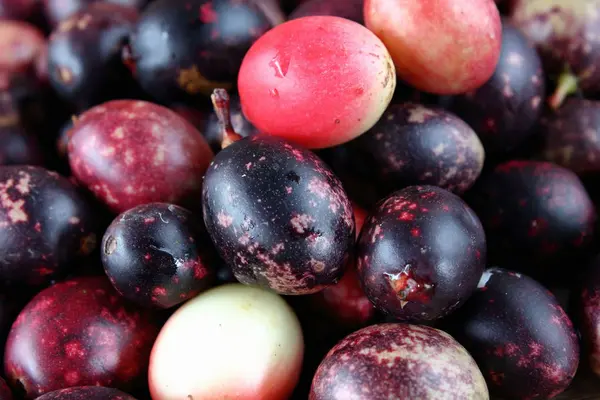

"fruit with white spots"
[310,323,489,399]
[149,283,304,400]
[35,386,137,400]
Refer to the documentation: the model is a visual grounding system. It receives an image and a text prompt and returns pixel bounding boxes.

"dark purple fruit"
[48,3,141,110]
[579,256,600,379]
[203,93,258,153]
[310,323,489,399]
[126,0,273,105]
[446,267,579,399]
[43,0,148,26]
[36,387,136,400]
[0,377,10,400]
[451,20,545,156]
[289,0,364,25]
[0,165,98,287]
[101,202,217,309]
[0,121,43,166]
[357,185,486,321]
[468,160,596,280]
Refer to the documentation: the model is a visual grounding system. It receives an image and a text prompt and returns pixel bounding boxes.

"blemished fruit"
[126,0,272,105]
[580,256,600,379]
[451,20,545,156]
[446,268,580,399]
[310,323,489,400]
[43,0,148,26]
[364,0,502,94]
[35,387,137,400]
[357,185,486,321]
[4,276,159,398]
[149,284,304,400]
[67,100,214,213]
[238,16,396,149]
[0,377,11,400]
[468,161,597,280]
[101,203,217,309]
[0,165,98,287]
[289,0,364,24]
[202,90,355,295]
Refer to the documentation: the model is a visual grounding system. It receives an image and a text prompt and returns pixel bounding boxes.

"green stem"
[549,72,579,110]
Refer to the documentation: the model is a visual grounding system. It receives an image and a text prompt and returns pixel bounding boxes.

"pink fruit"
[364,0,502,94]
[238,16,396,149]
[0,20,45,76]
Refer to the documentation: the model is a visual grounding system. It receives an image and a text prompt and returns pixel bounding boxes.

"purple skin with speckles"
[310,323,489,400]
[202,135,355,295]
[451,21,545,156]
[289,0,364,25]
[203,94,259,153]
[101,203,217,309]
[35,386,137,400]
[0,165,98,287]
[356,185,486,322]
[467,161,596,281]
[446,267,579,400]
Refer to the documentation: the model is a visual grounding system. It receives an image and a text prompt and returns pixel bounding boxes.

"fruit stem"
[211,89,243,149]
[549,72,578,110]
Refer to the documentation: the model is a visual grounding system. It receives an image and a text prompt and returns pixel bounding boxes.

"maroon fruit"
[0,165,98,286]
[580,257,600,379]
[0,122,43,166]
[310,323,489,399]
[447,268,580,399]
[35,387,137,400]
[451,20,545,156]
[43,0,148,26]
[101,203,217,309]
[0,0,39,21]
[357,185,486,321]
[468,161,596,280]
[0,377,11,400]
[68,100,213,213]
[289,0,364,24]
[4,276,159,398]
[203,93,258,153]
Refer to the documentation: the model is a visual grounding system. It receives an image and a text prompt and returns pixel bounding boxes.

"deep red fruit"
[67,100,213,213]
[0,0,39,21]
[4,276,159,398]
[310,323,489,399]
[238,16,396,149]
[289,0,364,24]
[43,0,148,26]
[35,386,137,400]
[365,0,502,94]
[0,20,45,80]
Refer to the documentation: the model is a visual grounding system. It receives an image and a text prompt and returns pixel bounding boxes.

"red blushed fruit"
[238,16,396,149]
[0,377,11,400]
[35,386,137,400]
[364,0,502,94]
[0,20,45,76]
[4,276,160,399]
[67,100,214,213]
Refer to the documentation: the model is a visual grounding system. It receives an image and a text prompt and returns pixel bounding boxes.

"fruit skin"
[149,283,304,400]
[47,3,141,110]
[579,257,600,380]
[357,185,486,321]
[68,99,214,213]
[468,161,596,280]
[0,123,43,166]
[446,268,579,399]
[202,135,355,295]
[451,20,545,156]
[0,20,45,79]
[43,0,148,26]
[0,165,98,287]
[238,16,396,149]
[364,0,502,95]
[4,276,159,399]
[0,377,10,400]
[127,0,272,105]
[289,0,364,24]
[310,323,489,400]
[101,202,217,309]
[35,387,137,400]
[0,0,39,21]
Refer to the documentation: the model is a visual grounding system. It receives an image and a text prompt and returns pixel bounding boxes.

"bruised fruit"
[451,20,545,156]
[238,16,396,149]
[126,0,272,105]
[0,378,10,400]
[289,0,364,24]
[43,0,148,26]
[468,161,596,280]
[447,268,579,399]
[0,165,98,286]
[203,90,355,295]
[364,0,502,94]
[101,203,217,309]
[149,284,304,400]
[310,323,489,400]
[4,276,159,398]
[68,100,214,213]
[35,387,137,400]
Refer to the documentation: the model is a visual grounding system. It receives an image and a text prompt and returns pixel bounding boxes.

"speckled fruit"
[0,165,97,286]
[4,276,159,398]
[447,268,580,399]
[68,100,213,213]
[0,20,45,77]
[102,203,217,309]
[35,387,137,400]
[364,0,501,94]
[238,16,396,149]
[451,20,545,155]
[468,161,596,279]
[0,122,43,166]
[289,0,364,24]
[149,284,304,400]
[43,0,148,26]
[126,0,272,105]
[357,185,486,321]
[310,323,489,400]
[579,257,600,379]
[47,3,141,110]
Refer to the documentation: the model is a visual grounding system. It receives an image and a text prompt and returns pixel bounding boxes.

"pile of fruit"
[1,0,600,398]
